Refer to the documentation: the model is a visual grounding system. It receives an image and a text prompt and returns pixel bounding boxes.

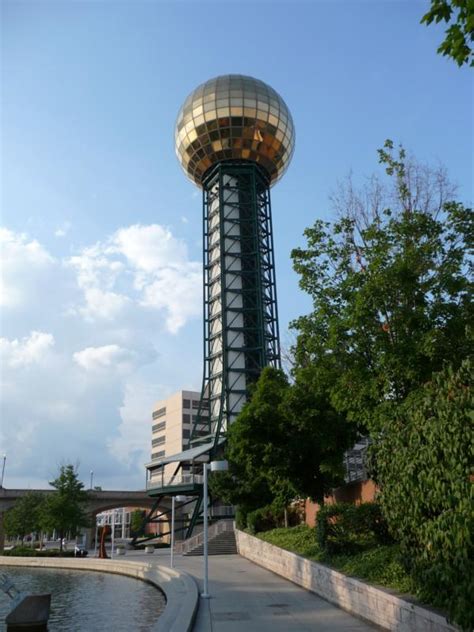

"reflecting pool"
[1,566,166,631]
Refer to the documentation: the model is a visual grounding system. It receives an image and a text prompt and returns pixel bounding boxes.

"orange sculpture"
[98,525,111,559]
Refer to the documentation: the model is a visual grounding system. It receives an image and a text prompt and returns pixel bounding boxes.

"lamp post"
[202,460,228,599]
[111,510,115,558]
[89,470,94,490]
[170,495,186,568]
[0,454,6,488]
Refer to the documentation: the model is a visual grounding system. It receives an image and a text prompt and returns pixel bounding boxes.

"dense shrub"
[235,506,249,530]
[316,502,391,554]
[4,547,76,557]
[374,360,473,630]
[246,505,279,534]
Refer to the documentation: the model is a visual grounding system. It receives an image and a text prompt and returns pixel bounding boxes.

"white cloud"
[112,224,187,272]
[54,221,72,238]
[0,228,54,308]
[73,344,137,373]
[0,331,55,367]
[0,224,202,489]
[107,379,160,468]
[141,264,201,333]
[67,223,201,332]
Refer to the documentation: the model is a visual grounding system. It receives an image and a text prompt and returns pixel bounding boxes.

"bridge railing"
[146,473,204,491]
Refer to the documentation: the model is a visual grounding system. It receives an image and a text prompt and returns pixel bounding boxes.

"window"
[182,429,190,439]
[183,399,191,409]
[152,407,166,420]
[152,450,165,459]
[183,413,190,423]
[152,436,166,447]
[192,400,200,409]
[152,421,166,433]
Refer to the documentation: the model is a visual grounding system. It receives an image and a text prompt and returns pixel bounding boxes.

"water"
[1,567,166,631]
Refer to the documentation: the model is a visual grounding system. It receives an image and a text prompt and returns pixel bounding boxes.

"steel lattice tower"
[175,75,295,449]
[140,75,294,543]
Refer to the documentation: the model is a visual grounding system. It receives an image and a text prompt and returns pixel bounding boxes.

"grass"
[257,525,416,596]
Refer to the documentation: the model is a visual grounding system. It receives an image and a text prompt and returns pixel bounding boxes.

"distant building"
[150,390,209,484]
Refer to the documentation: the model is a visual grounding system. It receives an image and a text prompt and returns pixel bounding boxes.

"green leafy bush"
[374,360,473,630]
[4,547,76,557]
[257,526,413,595]
[235,506,249,530]
[258,525,320,558]
[316,502,391,554]
[246,505,279,534]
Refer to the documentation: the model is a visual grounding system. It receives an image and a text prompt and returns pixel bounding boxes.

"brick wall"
[305,479,378,527]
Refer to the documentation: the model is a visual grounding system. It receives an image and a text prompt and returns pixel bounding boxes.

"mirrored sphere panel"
[175,74,295,187]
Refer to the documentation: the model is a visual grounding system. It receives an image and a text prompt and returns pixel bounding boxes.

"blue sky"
[1,0,472,489]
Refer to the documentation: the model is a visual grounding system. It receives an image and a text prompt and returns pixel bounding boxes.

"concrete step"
[184,528,237,556]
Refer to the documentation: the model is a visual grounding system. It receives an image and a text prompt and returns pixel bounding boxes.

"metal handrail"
[147,473,204,490]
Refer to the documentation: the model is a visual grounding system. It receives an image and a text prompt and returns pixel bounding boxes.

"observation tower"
[177,74,295,445]
[143,75,294,540]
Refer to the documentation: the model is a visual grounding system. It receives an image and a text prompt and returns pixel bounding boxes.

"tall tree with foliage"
[291,140,473,434]
[421,0,474,67]
[4,492,45,544]
[373,359,473,630]
[40,464,90,552]
[211,367,354,520]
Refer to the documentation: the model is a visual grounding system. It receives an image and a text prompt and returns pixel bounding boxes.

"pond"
[1,566,166,631]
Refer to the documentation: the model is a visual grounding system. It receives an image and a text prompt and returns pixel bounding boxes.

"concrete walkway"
[125,549,377,631]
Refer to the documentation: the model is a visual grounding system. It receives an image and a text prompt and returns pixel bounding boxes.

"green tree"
[291,141,473,434]
[213,368,290,517]
[130,509,146,537]
[421,0,474,67]
[4,492,44,544]
[40,464,90,553]
[373,359,473,630]
[211,367,354,520]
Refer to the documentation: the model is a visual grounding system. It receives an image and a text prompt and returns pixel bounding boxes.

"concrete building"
[151,390,209,484]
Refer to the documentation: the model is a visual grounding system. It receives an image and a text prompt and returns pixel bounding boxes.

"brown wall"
[305,479,377,527]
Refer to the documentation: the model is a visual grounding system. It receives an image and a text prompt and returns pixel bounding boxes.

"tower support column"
[192,161,281,445]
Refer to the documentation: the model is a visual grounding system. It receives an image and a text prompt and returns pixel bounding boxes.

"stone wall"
[0,556,198,632]
[235,529,458,632]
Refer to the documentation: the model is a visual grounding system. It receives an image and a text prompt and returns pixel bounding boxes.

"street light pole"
[0,454,6,488]
[201,460,228,599]
[111,510,115,559]
[170,496,175,568]
[90,470,94,490]
[202,463,209,598]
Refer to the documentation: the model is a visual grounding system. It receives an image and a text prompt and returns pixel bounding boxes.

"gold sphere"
[175,74,295,188]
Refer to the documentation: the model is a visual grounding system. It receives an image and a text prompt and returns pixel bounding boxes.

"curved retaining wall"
[0,556,198,632]
[235,529,459,632]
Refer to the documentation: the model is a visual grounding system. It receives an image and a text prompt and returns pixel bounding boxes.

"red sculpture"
[98,525,111,559]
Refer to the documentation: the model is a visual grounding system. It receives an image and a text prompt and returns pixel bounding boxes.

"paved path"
[125,549,377,631]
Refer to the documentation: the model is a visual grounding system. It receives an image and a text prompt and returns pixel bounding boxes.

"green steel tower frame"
[142,75,294,543]
[191,161,281,447]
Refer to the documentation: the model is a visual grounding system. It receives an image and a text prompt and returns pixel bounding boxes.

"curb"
[0,556,199,632]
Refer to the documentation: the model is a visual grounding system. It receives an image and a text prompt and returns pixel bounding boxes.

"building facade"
[151,390,209,484]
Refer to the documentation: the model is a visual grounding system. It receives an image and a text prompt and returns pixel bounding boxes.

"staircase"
[177,519,237,556]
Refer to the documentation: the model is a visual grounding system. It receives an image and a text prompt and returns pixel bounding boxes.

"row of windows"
[152,436,166,447]
[152,406,166,420]
[152,421,166,433]
[182,399,209,410]
[183,428,210,439]
[151,450,165,459]
[182,413,209,423]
